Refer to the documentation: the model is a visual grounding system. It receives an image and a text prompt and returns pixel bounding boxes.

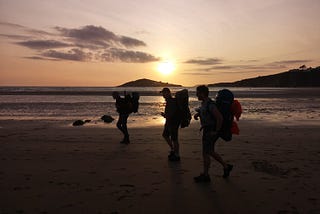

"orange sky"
[1,0,320,86]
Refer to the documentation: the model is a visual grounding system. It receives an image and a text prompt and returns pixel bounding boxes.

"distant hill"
[209,66,320,87]
[118,78,182,87]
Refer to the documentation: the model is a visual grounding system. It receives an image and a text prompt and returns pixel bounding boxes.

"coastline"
[1,87,320,98]
[1,119,320,213]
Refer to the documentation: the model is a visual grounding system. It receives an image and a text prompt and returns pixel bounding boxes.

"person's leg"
[168,123,181,161]
[117,114,129,143]
[194,128,212,182]
[116,115,123,133]
[211,152,227,168]
[164,137,173,150]
[209,135,233,178]
[162,123,173,151]
[194,146,211,182]
[203,152,211,176]
[121,114,129,141]
[209,134,227,168]
[169,138,180,161]
[171,124,180,156]
[173,140,179,155]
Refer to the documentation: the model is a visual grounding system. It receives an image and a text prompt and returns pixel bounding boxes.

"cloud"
[240,59,260,63]
[16,40,71,50]
[180,72,215,76]
[42,49,92,61]
[0,22,54,37]
[184,58,223,65]
[2,23,157,63]
[271,60,312,65]
[119,36,146,47]
[226,64,287,70]
[0,33,32,40]
[205,65,236,70]
[26,29,55,36]
[0,22,26,29]
[55,25,146,48]
[56,25,116,43]
[204,64,288,72]
[22,56,59,61]
[101,48,159,63]
[182,58,313,76]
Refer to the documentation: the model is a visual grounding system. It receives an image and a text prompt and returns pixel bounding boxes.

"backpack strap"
[206,99,216,117]
[199,99,217,131]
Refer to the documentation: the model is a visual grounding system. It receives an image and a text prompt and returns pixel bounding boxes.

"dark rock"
[101,115,115,123]
[73,120,85,126]
[72,120,90,126]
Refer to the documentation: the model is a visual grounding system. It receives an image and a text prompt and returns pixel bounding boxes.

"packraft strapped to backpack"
[215,89,242,141]
[175,89,192,128]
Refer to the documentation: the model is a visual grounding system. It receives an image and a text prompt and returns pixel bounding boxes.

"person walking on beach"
[160,87,181,161]
[193,85,233,182]
[112,91,130,144]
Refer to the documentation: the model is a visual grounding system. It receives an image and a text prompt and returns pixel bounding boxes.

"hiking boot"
[120,138,130,144]
[194,173,211,183]
[223,164,233,178]
[168,154,180,162]
[168,151,175,159]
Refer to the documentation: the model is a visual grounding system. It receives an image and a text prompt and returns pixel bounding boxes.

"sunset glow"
[157,61,175,75]
[0,0,320,86]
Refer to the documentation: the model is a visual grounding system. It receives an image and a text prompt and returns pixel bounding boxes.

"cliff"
[209,66,320,87]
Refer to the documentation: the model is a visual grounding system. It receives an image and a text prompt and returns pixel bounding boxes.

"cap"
[160,87,170,93]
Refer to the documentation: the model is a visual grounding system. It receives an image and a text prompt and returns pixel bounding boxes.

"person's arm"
[161,112,166,118]
[212,105,223,132]
[161,102,168,118]
[194,113,199,120]
[194,107,200,120]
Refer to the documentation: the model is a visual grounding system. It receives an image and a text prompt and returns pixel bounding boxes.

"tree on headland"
[299,65,307,70]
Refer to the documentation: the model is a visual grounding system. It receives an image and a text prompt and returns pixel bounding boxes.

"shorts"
[162,121,180,141]
[202,126,220,154]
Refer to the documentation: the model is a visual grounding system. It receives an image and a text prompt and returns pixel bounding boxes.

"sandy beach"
[1,119,320,214]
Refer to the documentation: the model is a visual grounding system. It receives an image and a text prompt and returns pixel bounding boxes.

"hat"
[160,87,170,93]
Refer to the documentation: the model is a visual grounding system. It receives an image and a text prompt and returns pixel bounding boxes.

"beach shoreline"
[1,119,320,213]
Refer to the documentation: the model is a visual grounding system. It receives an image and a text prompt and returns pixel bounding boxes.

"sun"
[157,61,175,75]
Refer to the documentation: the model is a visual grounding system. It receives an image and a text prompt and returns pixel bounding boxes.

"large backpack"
[124,92,140,113]
[215,89,234,141]
[175,89,191,128]
[131,92,140,113]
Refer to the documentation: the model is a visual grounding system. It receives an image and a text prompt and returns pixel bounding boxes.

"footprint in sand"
[120,184,135,188]
[111,184,136,201]
[141,192,152,197]
[151,181,165,185]
[252,160,290,177]
[308,198,318,203]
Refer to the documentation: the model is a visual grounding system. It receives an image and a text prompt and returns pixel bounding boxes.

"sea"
[0,87,319,127]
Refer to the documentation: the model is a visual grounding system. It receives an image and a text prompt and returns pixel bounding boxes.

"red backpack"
[230,100,242,135]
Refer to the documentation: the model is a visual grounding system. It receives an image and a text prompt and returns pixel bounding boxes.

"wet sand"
[0,119,320,213]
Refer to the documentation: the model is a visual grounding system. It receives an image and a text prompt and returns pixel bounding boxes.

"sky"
[0,0,320,86]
